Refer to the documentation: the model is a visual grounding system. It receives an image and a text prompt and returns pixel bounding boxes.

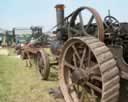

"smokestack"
[55,4,65,40]
[55,4,65,29]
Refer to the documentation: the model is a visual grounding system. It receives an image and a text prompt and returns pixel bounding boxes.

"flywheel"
[59,36,120,102]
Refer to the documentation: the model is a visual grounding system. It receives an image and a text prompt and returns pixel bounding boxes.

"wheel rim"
[59,37,120,102]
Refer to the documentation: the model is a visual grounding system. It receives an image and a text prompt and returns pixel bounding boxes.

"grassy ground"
[0,52,58,102]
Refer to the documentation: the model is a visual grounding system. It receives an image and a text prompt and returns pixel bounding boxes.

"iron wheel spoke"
[73,54,78,68]
[85,81,102,94]
[79,48,86,69]
[72,45,81,60]
[64,61,75,70]
[87,48,91,67]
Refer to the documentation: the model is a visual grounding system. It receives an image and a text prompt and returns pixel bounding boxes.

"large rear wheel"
[59,37,120,102]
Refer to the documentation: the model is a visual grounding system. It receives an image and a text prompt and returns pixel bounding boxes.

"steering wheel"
[104,16,121,32]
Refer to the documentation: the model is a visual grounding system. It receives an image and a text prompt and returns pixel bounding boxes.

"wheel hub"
[71,68,89,84]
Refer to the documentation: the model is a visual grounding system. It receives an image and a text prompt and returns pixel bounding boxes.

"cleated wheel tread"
[59,37,120,102]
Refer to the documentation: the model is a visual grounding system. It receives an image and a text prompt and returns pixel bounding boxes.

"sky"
[0,0,128,31]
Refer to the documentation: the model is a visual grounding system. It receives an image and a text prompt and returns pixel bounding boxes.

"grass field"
[0,51,58,102]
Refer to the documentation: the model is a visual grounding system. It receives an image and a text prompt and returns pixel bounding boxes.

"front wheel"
[36,49,50,80]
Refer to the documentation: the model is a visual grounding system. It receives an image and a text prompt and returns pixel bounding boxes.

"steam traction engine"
[51,4,128,102]
[14,4,128,101]
[15,26,51,80]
